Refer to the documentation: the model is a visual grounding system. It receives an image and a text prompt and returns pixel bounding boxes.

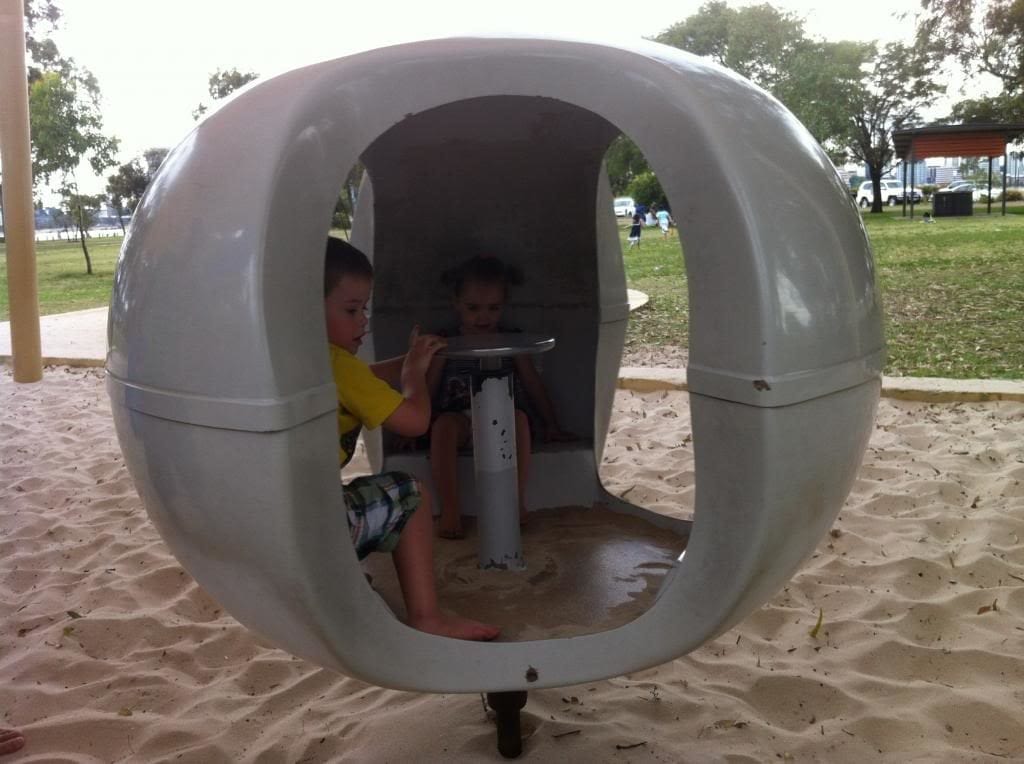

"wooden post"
[0,0,43,382]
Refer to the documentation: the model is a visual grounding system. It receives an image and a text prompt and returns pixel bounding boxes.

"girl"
[428,256,570,539]
[627,211,643,249]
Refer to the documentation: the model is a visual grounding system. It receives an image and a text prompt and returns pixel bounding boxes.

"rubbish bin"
[933,191,973,217]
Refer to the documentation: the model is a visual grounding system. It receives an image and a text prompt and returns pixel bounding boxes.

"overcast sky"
[44,0,985,196]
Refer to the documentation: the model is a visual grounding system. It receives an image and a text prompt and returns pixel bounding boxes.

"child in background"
[655,206,675,238]
[627,212,643,249]
[428,255,571,540]
[324,237,499,640]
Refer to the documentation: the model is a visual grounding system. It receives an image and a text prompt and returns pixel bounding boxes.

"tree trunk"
[869,165,884,213]
[76,213,93,275]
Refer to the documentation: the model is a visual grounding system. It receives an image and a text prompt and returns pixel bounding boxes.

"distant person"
[644,206,657,227]
[634,202,648,221]
[323,237,499,641]
[655,207,675,238]
[428,255,571,539]
[627,212,643,249]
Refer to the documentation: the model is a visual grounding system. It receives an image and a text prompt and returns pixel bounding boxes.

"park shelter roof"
[893,123,1024,160]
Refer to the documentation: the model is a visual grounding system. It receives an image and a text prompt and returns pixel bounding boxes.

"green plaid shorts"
[343,471,421,560]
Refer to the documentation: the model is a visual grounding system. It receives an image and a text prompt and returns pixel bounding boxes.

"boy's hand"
[405,326,446,378]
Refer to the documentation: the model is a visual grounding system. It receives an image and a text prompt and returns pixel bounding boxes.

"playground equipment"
[107,36,883,758]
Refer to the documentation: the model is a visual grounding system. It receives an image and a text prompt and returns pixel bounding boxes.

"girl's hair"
[440,255,524,296]
[324,237,373,298]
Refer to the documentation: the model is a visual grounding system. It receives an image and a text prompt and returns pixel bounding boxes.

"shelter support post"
[909,153,915,219]
[987,156,993,214]
[1002,148,1008,216]
[901,158,909,216]
[0,0,42,382]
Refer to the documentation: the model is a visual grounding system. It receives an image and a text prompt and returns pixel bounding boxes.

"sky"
[41,0,986,197]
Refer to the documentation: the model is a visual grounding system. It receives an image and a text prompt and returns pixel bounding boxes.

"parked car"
[856,180,922,207]
[613,196,636,217]
[938,181,982,202]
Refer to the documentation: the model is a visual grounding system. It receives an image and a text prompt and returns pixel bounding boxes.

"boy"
[324,237,499,641]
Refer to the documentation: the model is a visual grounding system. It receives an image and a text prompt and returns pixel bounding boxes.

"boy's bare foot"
[438,518,465,540]
[0,728,26,756]
[409,613,500,641]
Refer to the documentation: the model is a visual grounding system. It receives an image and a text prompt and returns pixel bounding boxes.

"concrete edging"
[617,367,1024,403]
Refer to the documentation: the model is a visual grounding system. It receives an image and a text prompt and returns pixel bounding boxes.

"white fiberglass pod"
[107,36,883,693]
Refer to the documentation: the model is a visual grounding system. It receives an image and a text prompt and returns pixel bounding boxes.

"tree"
[142,147,169,177]
[843,41,944,212]
[915,0,1024,122]
[604,135,651,194]
[655,3,867,153]
[658,2,806,93]
[105,160,147,233]
[29,68,118,186]
[192,68,259,120]
[106,147,169,232]
[61,191,102,274]
[24,0,64,83]
[626,171,668,210]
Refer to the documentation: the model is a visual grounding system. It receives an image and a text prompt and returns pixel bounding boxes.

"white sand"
[3,366,1024,761]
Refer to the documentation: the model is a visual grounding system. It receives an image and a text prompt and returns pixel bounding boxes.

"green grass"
[622,205,1024,380]
[0,236,121,320]
[2,209,1021,379]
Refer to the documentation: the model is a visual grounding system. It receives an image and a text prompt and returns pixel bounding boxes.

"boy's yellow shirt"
[329,344,403,468]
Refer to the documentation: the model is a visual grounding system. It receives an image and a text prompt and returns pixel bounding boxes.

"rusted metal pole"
[0,0,43,382]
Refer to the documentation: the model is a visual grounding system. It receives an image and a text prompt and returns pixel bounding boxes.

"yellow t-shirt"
[329,344,404,468]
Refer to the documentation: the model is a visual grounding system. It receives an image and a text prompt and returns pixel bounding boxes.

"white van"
[613,196,636,217]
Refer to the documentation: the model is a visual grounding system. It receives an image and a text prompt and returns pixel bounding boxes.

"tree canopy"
[915,0,1024,122]
[844,41,944,210]
[29,67,119,188]
[192,68,260,120]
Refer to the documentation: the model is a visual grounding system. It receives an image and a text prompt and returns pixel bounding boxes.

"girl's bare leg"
[430,412,471,539]
[392,488,500,641]
[515,410,532,524]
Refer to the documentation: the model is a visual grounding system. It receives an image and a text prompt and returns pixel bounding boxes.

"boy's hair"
[440,255,524,297]
[324,237,373,298]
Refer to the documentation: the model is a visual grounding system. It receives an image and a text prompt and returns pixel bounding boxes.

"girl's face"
[454,280,505,335]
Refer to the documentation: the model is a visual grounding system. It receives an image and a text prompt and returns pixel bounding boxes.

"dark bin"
[933,191,973,217]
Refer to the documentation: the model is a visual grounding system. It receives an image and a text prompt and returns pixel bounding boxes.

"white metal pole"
[0,0,42,382]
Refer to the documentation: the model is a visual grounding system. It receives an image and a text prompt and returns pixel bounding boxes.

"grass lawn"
[621,204,1024,380]
[0,236,121,320]
[2,208,1021,379]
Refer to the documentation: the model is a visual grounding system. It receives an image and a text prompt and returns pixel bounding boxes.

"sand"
[3,366,1024,761]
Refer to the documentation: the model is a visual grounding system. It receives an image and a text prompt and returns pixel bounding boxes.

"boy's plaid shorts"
[343,471,421,560]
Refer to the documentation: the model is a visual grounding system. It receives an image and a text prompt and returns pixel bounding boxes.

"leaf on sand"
[118,707,133,716]
[712,719,748,730]
[809,608,824,639]
[977,599,998,615]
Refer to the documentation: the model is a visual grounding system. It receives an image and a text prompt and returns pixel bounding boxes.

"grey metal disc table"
[439,333,555,570]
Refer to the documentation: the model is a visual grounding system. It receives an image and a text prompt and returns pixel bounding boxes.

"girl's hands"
[405,325,447,378]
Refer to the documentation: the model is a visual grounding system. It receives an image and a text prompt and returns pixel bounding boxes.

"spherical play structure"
[106,34,883,744]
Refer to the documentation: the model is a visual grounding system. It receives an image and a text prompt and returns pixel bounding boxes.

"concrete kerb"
[2,309,1022,402]
[617,367,1024,403]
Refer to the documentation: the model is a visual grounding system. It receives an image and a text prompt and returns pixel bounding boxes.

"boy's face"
[325,274,372,353]
[454,281,505,335]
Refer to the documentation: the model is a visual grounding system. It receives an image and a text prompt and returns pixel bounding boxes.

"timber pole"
[0,0,43,382]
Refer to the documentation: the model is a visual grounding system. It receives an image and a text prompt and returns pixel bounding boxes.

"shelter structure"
[893,123,1024,217]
